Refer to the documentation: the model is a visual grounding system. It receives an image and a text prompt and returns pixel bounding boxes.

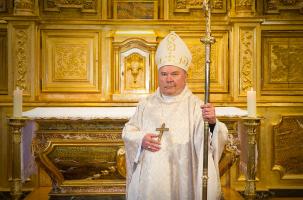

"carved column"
[7,117,27,200]
[232,22,260,101]
[7,21,36,99]
[242,117,261,200]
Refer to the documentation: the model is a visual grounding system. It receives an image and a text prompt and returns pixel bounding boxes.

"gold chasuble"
[122,86,228,200]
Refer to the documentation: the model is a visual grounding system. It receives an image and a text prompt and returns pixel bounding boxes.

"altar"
[21,107,249,198]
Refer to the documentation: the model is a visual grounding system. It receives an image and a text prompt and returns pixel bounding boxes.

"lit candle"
[247,88,256,117]
[13,87,23,117]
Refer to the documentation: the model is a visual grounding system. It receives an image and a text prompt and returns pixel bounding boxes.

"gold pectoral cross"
[156,123,169,142]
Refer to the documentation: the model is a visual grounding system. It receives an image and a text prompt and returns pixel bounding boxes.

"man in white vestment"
[122,32,228,200]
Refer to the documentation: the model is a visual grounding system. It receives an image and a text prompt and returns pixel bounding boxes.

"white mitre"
[155,32,192,71]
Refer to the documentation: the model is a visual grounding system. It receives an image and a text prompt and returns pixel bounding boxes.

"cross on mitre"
[156,123,169,142]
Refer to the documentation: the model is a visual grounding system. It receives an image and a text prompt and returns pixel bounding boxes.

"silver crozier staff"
[201,0,215,199]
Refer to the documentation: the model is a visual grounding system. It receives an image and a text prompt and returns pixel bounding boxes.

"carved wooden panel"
[42,0,100,18]
[265,0,303,14]
[9,22,36,97]
[262,31,303,95]
[235,0,255,13]
[173,0,226,14]
[239,27,256,96]
[112,36,157,101]
[0,30,7,94]
[41,30,100,93]
[177,31,229,94]
[113,0,158,19]
[15,28,28,91]
[272,116,303,179]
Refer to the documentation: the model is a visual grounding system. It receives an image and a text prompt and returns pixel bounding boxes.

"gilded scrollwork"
[15,29,27,90]
[219,133,240,176]
[37,132,122,141]
[188,45,204,80]
[36,119,126,132]
[14,0,36,15]
[44,0,97,13]
[116,2,155,19]
[116,147,126,178]
[55,45,87,80]
[240,28,254,93]
[14,0,34,10]
[188,0,203,6]
[265,0,303,13]
[262,32,303,94]
[32,137,50,157]
[270,44,303,82]
[213,0,224,9]
[280,0,298,6]
[176,0,187,9]
[266,0,277,10]
[188,42,216,81]
[41,30,99,93]
[177,0,224,8]
[58,185,125,194]
[236,0,253,11]
[174,0,225,12]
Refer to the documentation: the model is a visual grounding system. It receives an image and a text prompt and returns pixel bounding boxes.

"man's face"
[158,65,187,96]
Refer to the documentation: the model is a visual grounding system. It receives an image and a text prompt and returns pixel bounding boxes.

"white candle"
[247,88,256,117]
[13,87,23,117]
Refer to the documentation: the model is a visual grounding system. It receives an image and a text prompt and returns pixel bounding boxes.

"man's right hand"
[142,133,161,152]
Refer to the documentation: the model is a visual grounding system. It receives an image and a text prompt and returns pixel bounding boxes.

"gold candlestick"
[242,117,261,200]
[7,117,27,200]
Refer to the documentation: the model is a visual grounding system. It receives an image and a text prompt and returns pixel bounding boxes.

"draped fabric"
[122,86,228,200]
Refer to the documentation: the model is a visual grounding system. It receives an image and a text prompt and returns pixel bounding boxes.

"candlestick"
[8,117,27,200]
[13,87,23,118]
[247,88,256,117]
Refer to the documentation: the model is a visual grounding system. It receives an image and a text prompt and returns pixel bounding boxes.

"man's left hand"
[201,103,216,125]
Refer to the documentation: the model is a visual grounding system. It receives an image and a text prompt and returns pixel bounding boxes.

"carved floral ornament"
[240,29,254,92]
[14,0,34,10]
[16,29,28,90]
[175,0,224,10]
[266,0,303,13]
[270,44,303,82]
[45,0,97,12]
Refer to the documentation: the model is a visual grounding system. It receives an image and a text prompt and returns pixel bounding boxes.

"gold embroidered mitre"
[155,32,192,71]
